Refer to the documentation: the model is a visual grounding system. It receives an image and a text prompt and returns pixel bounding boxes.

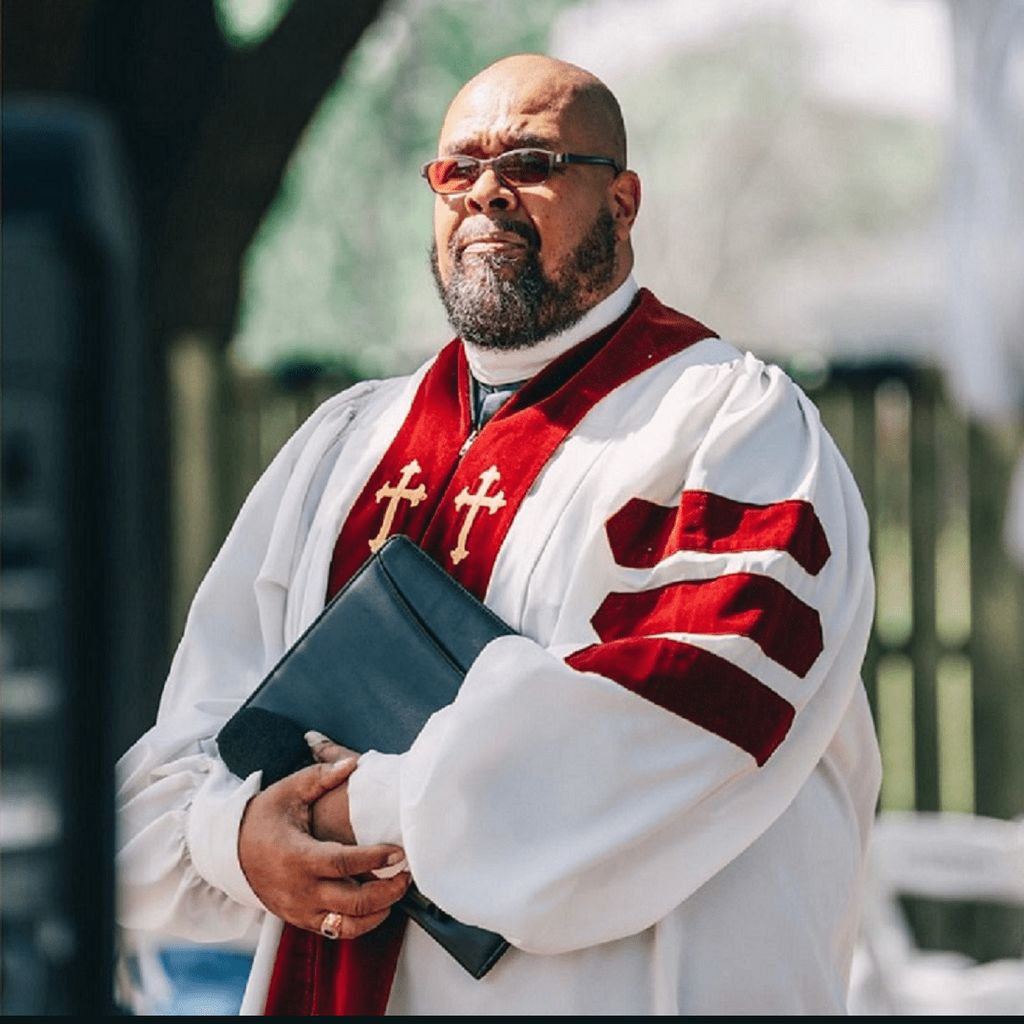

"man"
[117,54,881,1014]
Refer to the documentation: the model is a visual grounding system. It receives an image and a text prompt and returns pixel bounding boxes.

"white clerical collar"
[463,275,639,386]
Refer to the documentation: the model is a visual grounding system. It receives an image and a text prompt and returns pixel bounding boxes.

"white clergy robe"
[116,281,881,1015]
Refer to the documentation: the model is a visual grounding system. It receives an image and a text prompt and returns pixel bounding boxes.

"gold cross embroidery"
[450,464,507,566]
[368,459,428,553]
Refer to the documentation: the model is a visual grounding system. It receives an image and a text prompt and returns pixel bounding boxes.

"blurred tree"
[3,0,387,733]
[4,0,388,346]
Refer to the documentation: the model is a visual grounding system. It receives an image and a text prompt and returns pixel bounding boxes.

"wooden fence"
[801,363,1024,962]
[169,337,1024,960]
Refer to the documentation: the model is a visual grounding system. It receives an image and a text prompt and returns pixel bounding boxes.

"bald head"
[441,54,627,168]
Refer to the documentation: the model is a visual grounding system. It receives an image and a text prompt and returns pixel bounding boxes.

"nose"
[464,167,519,214]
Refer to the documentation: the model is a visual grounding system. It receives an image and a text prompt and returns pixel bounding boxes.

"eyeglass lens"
[426,150,553,194]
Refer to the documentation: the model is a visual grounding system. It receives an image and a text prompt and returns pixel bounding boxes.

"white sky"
[552,0,952,121]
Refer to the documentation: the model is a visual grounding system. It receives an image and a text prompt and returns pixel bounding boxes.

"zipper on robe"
[458,429,479,457]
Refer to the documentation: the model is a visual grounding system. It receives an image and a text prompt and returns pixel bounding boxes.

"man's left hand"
[305,731,360,845]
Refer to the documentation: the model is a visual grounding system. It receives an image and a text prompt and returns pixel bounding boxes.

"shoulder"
[219,372,417,551]
[258,371,423,496]
[631,294,813,432]
[631,335,866,545]
[646,334,823,449]
[282,375,411,464]
[701,347,822,441]
[634,291,808,418]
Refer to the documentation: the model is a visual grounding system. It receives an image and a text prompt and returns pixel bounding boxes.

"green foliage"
[233,0,575,377]
[214,0,294,48]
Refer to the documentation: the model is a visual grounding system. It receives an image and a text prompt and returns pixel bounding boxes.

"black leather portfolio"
[217,534,513,978]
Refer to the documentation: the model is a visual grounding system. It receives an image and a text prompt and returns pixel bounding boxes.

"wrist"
[310,780,355,844]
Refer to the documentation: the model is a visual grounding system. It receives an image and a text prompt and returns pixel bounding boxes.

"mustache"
[450,218,539,253]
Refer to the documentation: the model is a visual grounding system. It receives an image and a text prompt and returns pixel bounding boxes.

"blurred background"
[2,0,1022,1014]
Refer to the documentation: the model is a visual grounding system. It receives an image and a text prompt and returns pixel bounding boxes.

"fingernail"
[330,757,357,771]
[371,853,408,879]
[304,730,329,747]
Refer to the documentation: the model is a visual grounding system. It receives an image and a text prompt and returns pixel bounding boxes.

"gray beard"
[430,209,617,351]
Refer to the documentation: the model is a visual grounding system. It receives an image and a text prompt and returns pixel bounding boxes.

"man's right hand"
[238,758,409,939]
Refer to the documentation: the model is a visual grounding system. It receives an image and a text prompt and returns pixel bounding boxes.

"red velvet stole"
[263,289,713,1016]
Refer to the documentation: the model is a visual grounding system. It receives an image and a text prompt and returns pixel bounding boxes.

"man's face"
[429,70,625,349]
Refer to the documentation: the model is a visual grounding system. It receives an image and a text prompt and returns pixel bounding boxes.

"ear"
[608,170,641,240]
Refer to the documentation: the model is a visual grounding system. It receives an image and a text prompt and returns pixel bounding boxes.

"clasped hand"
[238,754,409,940]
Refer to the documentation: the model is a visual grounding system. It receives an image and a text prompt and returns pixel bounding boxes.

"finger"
[317,873,410,916]
[304,732,354,765]
[286,758,359,804]
[304,730,334,749]
[317,907,391,941]
[311,841,408,880]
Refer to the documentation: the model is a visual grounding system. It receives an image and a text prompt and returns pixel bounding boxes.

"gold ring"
[320,911,344,941]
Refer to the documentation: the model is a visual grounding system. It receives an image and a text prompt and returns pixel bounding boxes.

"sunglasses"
[421,148,623,195]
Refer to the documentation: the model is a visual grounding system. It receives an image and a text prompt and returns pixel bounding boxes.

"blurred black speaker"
[2,101,155,1015]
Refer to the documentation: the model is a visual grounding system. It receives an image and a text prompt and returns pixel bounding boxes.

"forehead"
[438,76,588,156]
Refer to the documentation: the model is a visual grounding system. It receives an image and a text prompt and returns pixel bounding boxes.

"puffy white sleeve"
[116,386,376,942]
[348,358,879,955]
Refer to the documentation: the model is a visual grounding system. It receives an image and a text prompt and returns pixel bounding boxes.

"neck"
[463,275,639,386]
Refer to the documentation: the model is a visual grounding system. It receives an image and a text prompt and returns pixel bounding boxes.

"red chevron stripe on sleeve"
[566,638,795,765]
[591,573,823,678]
[606,492,831,575]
